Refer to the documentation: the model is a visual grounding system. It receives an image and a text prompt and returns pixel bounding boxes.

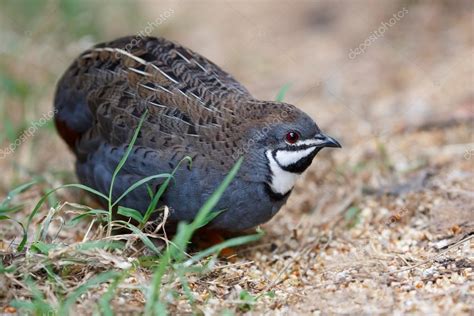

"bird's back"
[54,36,256,167]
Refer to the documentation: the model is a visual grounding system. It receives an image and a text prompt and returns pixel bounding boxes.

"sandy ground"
[0,0,473,314]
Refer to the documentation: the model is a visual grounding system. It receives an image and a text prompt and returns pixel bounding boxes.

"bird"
[54,36,341,231]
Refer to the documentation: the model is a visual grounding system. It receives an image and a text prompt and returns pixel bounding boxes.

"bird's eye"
[285,131,300,144]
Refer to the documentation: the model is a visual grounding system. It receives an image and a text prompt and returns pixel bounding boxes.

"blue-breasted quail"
[54,36,341,231]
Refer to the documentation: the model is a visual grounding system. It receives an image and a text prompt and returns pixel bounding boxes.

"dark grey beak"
[315,133,342,148]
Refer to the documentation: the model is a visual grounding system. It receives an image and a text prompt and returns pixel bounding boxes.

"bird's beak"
[314,133,342,148]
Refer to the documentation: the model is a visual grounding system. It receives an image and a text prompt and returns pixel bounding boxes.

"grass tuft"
[2,112,261,315]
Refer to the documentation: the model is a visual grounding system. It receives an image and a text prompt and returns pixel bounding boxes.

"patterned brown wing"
[55,36,255,167]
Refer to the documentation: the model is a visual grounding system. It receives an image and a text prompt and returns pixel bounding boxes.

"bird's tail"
[53,69,93,152]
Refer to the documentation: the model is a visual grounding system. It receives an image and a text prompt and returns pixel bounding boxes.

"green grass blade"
[190,157,243,231]
[141,156,192,226]
[111,173,172,208]
[4,179,39,200]
[68,209,109,226]
[0,179,39,211]
[170,157,243,261]
[31,241,59,255]
[1,217,28,252]
[117,206,144,223]
[176,268,194,304]
[21,183,109,251]
[275,83,291,102]
[75,240,125,251]
[0,262,15,273]
[145,250,171,316]
[114,220,161,255]
[107,110,148,236]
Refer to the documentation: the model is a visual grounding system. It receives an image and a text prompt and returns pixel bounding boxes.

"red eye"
[285,131,299,144]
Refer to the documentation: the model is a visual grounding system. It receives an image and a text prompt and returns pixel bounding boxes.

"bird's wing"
[55,36,251,167]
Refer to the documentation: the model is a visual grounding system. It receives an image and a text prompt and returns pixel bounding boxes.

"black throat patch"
[275,147,321,174]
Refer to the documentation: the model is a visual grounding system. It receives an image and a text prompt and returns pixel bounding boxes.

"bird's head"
[239,102,341,197]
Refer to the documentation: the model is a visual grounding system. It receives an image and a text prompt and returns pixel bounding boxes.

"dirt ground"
[0,0,473,315]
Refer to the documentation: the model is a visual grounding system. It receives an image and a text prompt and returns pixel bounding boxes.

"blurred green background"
[0,0,472,192]
[0,0,140,144]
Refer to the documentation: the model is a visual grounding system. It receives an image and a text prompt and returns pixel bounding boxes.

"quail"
[54,36,341,231]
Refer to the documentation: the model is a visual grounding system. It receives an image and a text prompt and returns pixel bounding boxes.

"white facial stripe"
[275,147,315,167]
[292,139,325,147]
[266,150,300,195]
